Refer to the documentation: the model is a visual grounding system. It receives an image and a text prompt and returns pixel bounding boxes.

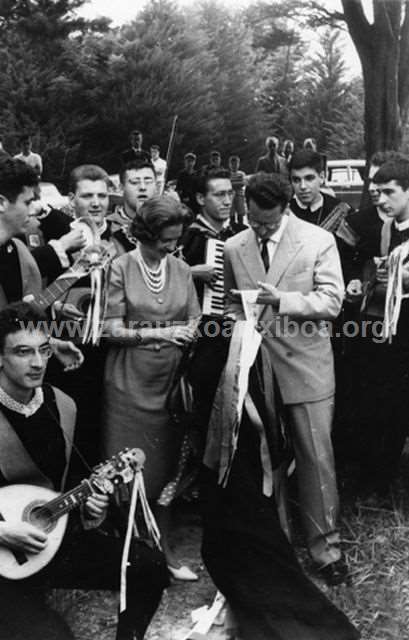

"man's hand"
[50,338,84,371]
[84,493,109,522]
[346,279,363,302]
[256,282,280,307]
[191,264,219,285]
[59,227,87,253]
[53,301,85,321]
[0,521,47,555]
[374,256,389,285]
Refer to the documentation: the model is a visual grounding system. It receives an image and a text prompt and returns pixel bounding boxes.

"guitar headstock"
[90,448,145,494]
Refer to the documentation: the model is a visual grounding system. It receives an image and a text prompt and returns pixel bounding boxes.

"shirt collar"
[0,386,44,417]
[294,193,324,213]
[196,213,230,235]
[96,219,108,237]
[395,218,409,232]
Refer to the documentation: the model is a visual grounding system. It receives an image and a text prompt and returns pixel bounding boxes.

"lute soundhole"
[23,501,57,534]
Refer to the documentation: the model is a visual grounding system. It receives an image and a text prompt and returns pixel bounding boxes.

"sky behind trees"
[79,0,362,76]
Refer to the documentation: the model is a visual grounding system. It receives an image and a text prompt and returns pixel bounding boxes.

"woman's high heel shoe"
[167,564,199,581]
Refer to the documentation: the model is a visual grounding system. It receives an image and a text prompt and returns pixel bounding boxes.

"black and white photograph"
[0,0,408,638]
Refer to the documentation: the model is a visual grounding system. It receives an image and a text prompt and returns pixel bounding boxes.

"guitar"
[32,243,115,312]
[0,447,144,580]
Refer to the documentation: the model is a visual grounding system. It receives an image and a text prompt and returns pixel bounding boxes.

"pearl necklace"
[135,245,167,293]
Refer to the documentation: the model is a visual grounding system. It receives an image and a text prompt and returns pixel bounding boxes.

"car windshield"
[40,183,61,199]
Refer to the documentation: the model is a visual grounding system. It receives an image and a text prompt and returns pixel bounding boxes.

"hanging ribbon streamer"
[119,471,162,614]
[383,240,409,340]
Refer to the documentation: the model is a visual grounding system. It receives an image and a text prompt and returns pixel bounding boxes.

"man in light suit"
[224,172,348,585]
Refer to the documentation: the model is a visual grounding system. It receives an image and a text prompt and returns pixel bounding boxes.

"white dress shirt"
[258,213,289,266]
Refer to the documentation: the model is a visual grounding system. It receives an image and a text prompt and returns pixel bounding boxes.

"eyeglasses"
[4,345,52,360]
[249,220,280,230]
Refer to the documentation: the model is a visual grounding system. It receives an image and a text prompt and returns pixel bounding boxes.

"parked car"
[325,159,366,209]
[39,181,70,212]
[108,174,123,210]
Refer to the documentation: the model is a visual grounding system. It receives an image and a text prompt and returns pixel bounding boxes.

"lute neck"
[34,272,81,311]
[39,479,94,521]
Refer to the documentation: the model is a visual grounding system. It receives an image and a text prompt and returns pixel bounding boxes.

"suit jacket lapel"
[265,213,303,286]
[237,229,266,285]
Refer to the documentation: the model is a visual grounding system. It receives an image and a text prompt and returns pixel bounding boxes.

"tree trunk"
[341,0,405,207]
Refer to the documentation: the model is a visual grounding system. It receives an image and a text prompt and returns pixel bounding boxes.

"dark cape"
[201,334,360,640]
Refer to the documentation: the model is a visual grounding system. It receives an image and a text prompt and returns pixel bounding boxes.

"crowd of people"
[1,126,409,639]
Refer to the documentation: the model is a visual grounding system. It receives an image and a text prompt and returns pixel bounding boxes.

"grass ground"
[51,458,409,640]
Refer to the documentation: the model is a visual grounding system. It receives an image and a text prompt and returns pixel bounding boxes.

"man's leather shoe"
[315,558,350,586]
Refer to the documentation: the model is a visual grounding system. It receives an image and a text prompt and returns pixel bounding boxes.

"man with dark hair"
[201,149,225,176]
[255,136,288,176]
[107,159,158,252]
[289,150,351,232]
[340,150,407,281]
[224,172,348,585]
[0,301,168,640]
[0,158,41,307]
[181,169,246,437]
[14,134,43,177]
[121,130,150,164]
[348,156,409,493]
[176,152,198,213]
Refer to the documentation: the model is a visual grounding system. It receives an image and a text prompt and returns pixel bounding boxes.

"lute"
[31,243,115,312]
[0,447,144,580]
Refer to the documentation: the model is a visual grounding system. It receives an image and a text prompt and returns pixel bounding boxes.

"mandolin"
[31,243,115,312]
[0,447,144,580]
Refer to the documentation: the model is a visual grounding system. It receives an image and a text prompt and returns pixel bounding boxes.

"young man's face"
[150,148,160,161]
[248,199,285,240]
[266,138,279,153]
[0,329,50,397]
[122,167,157,213]
[290,166,323,206]
[229,158,240,172]
[284,142,294,156]
[0,185,36,236]
[184,157,196,172]
[70,179,109,227]
[210,154,221,168]
[130,133,143,149]
[197,178,233,223]
[376,180,409,220]
[21,139,32,154]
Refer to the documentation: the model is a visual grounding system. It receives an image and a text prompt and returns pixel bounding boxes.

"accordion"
[202,238,225,317]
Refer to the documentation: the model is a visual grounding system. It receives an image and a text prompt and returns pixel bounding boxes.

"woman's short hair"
[130,195,189,243]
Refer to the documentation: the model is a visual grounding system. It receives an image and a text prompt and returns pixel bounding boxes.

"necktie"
[260,239,270,271]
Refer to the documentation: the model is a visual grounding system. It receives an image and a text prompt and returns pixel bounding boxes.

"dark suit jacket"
[256,153,288,176]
